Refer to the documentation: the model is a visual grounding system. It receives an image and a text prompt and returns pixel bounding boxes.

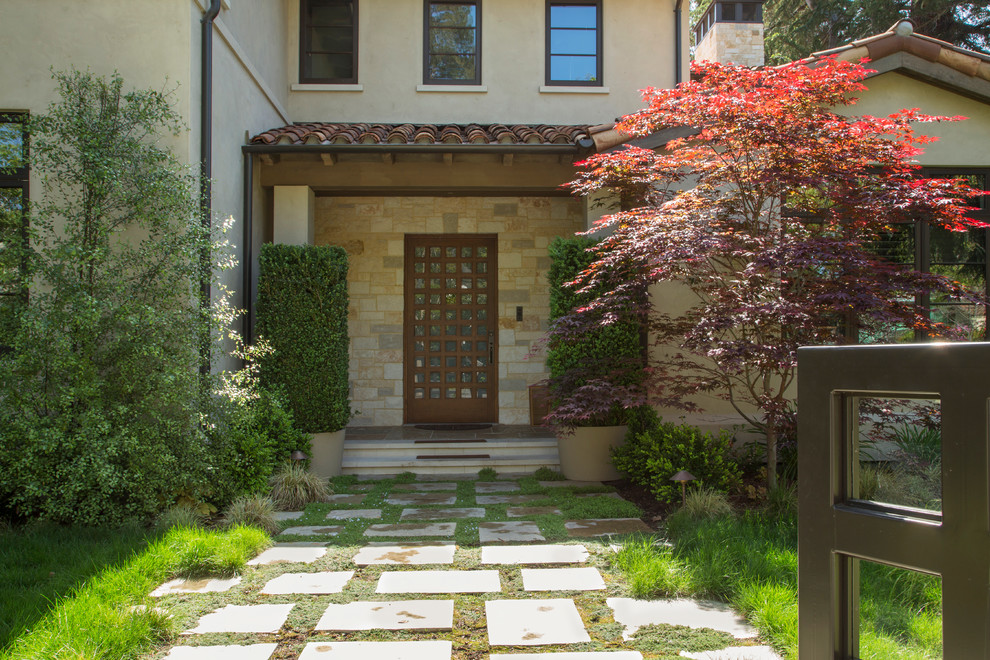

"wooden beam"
[259,153,279,166]
[443,152,453,166]
[382,152,395,165]
[321,153,337,167]
[501,153,514,167]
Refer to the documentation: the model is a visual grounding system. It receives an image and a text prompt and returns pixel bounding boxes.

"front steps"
[341,426,560,476]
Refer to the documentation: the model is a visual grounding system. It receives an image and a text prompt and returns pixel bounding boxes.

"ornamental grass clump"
[222,495,278,536]
[269,461,330,510]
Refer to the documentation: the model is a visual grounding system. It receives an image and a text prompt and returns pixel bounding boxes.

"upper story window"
[546,1,602,86]
[300,0,358,84]
[424,1,481,85]
[0,114,29,349]
[694,1,763,47]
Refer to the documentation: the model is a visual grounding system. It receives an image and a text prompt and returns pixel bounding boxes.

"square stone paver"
[522,567,606,591]
[490,654,643,660]
[565,519,652,538]
[386,493,457,506]
[363,522,456,537]
[479,521,545,543]
[247,544,327,566]
[476,482,520,493]
[481,544,589,565]
[185,604,294,634]
[273,511,304,521]
[315,600,454,630]
[151,576,241,597]
[325,494,367,505]
[393,482,458,491]
[298,641,452,659]
[376,569,501,593]
[326,508,382,520]
[279,525,344,537]
[680,647,783,660]
[260,571,354,595]
[507,506,562,517]
[353,544,456,565]
[539,480,602,488]
[485,598,591,645]
[476,494,546,505]
[165,644,278,659]
[607,598,757,639]
[400,507,484,521]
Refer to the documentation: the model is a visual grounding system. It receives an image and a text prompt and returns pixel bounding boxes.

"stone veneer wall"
[314,196,585,426]
[695,22,765,68]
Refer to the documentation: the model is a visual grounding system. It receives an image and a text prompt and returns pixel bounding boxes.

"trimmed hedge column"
[257,244,351,434]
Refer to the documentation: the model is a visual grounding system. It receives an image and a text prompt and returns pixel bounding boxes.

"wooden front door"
[404,234,498,423]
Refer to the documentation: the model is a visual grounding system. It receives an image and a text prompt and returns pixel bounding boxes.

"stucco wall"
[285,0,688,125]
[314,195,584,426]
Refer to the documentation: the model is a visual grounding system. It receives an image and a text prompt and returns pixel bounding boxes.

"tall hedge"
[257,244,351,433]
[546,236,642,383]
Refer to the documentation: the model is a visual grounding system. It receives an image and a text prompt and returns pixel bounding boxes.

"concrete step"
[341,436,560,476]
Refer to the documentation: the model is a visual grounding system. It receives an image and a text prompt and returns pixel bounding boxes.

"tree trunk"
[766,427,778,490]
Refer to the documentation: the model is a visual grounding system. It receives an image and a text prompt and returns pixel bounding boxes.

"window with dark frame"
[300,0,358,84]
[424,1,481,85]
[0,114,28,349]
[546,1,602,86]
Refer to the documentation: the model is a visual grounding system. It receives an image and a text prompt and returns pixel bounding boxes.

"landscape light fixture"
[290,450,308,462]
[670,470,696,504]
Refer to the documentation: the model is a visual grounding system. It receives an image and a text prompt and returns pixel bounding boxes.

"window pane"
[550,4,596,28]
[310,26,354,53]
[430,28,477,55]
[430,3,476,28]
[0,121,24,171]
[310,1,354,25]
[550,55,598,82]
[308,53,354,80]
[0,188,24,294]
[429,54,477,80]
[551,29,597,55]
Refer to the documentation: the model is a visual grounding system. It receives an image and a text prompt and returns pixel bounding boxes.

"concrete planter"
[557,425,628,481]
[309,430,346,478]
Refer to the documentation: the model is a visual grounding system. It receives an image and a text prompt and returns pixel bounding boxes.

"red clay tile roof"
[251,122,602,147]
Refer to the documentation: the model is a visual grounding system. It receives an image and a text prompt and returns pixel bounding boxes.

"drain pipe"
[674,0,684,84]
[242,149,254,344]
[200,0,221,373]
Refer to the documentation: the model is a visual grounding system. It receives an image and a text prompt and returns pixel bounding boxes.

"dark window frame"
[423,0,482,85]
[0,113,29,351]
[545,0,603,87]
[299,0,359,84]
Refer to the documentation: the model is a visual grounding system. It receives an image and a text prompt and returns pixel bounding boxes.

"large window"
[300,0,358,84]
[0,114,28,349]
[424,1,481,85]
[546,1,602,86]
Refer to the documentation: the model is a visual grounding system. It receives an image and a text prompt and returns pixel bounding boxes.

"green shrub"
[612,421,742,503]
[256,244,351,433]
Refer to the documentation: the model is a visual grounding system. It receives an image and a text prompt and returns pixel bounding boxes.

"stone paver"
[353,544,456,565]
[325,494,367,505]
[476,482,520,493]
[273,511,303,521]
[165,644,278,659]
[481,544,589,564]
[364,522,456,537]
[565,518,652,537]
[326,508,382,520]
[607,598,757,640]
[522,567,606,591]
[315,599,454,631]
[386,493,457,506]
[507,505,562,517]
[260,571,354,595]
[185,604,294,634]
[680,647,783,660]
[476,494,546,505]
[247,544,327,566]
[151,576,241,596]
[394,482,458,491]
[376,569,501,593]
[298,641,452,659]
[486,598,591,645]
[279,525,344,537]
[490,654,643,660]
[479,521,545,543]
[539,480,602,488]
[400,507,484,521]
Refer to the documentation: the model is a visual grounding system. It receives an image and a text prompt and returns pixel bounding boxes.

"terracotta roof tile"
[250,123,598,148]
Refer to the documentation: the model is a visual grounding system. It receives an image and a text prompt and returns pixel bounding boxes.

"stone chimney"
[694,1,765,67]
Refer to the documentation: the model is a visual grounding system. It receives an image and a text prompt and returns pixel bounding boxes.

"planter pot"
[557,425,628,481]
[309,430,346,478]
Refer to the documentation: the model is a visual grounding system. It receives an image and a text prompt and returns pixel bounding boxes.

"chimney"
[694,1,765,68]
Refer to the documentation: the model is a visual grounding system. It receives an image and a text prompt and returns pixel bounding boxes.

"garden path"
[150,478,781,660]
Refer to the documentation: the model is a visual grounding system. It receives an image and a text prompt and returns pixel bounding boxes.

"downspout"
[242,149,253,343]
[674,0,684,84]
[200,0,222,374]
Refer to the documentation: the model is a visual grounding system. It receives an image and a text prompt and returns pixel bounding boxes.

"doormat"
[414,424,493,431]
